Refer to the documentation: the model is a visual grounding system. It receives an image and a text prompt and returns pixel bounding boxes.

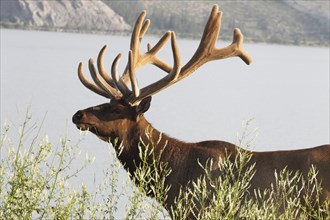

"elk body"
[72,5,330,218]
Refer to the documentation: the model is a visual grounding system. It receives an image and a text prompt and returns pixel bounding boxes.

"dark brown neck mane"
[108,115,192,175]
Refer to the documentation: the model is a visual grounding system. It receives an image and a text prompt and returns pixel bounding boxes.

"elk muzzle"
[72,110,84,124]
[72,110,92,131]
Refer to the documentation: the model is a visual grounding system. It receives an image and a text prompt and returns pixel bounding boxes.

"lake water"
[0,29,329,215]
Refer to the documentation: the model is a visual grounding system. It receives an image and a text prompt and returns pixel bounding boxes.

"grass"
[0,114,329,219]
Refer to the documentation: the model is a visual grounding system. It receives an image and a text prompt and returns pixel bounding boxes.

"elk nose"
[72,111,84,124]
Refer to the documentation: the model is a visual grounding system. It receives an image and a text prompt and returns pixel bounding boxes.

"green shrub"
[0,114,328,219]
[0,112,96,219]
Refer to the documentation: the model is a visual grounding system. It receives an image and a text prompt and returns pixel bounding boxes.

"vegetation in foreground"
[0,114,329,219]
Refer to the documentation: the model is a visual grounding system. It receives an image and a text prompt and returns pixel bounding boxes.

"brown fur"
[72,98,330,217]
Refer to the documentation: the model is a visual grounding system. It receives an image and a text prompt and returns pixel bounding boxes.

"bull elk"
[72,5,329,218]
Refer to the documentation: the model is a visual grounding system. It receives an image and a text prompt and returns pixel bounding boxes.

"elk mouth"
[75,122,105,138]
[75,123,88,130]
[75,122,96,132]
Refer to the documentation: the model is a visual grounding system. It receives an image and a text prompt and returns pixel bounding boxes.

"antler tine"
[111,53,131,97]
[97,45,117,88]
[77,63,112,99]
[229,28,252,65]
[128,50,140,98]
[88,59,122,99]
[130,10,146,58]
[140,19,150,40]
[199,4,221,53]
[145,32,173,72]
[208,27,252,65]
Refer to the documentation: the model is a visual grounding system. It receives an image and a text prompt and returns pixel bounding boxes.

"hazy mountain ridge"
[0,0,130,33]
[105,1,329,46]
[1,0,329,46]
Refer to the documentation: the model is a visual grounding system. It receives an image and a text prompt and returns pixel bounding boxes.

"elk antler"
[78,5,252,105]
[125,4,252,105]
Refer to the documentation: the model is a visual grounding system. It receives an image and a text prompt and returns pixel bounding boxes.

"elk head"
[72,5,252,144]
[72,97,151,142]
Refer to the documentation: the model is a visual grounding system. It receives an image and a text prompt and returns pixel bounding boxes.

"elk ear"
[136,96,152,115]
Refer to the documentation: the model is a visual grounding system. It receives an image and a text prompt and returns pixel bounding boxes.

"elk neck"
[108,114,184,175]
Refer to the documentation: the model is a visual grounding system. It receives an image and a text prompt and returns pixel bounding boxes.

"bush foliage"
[0,115,329,219]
